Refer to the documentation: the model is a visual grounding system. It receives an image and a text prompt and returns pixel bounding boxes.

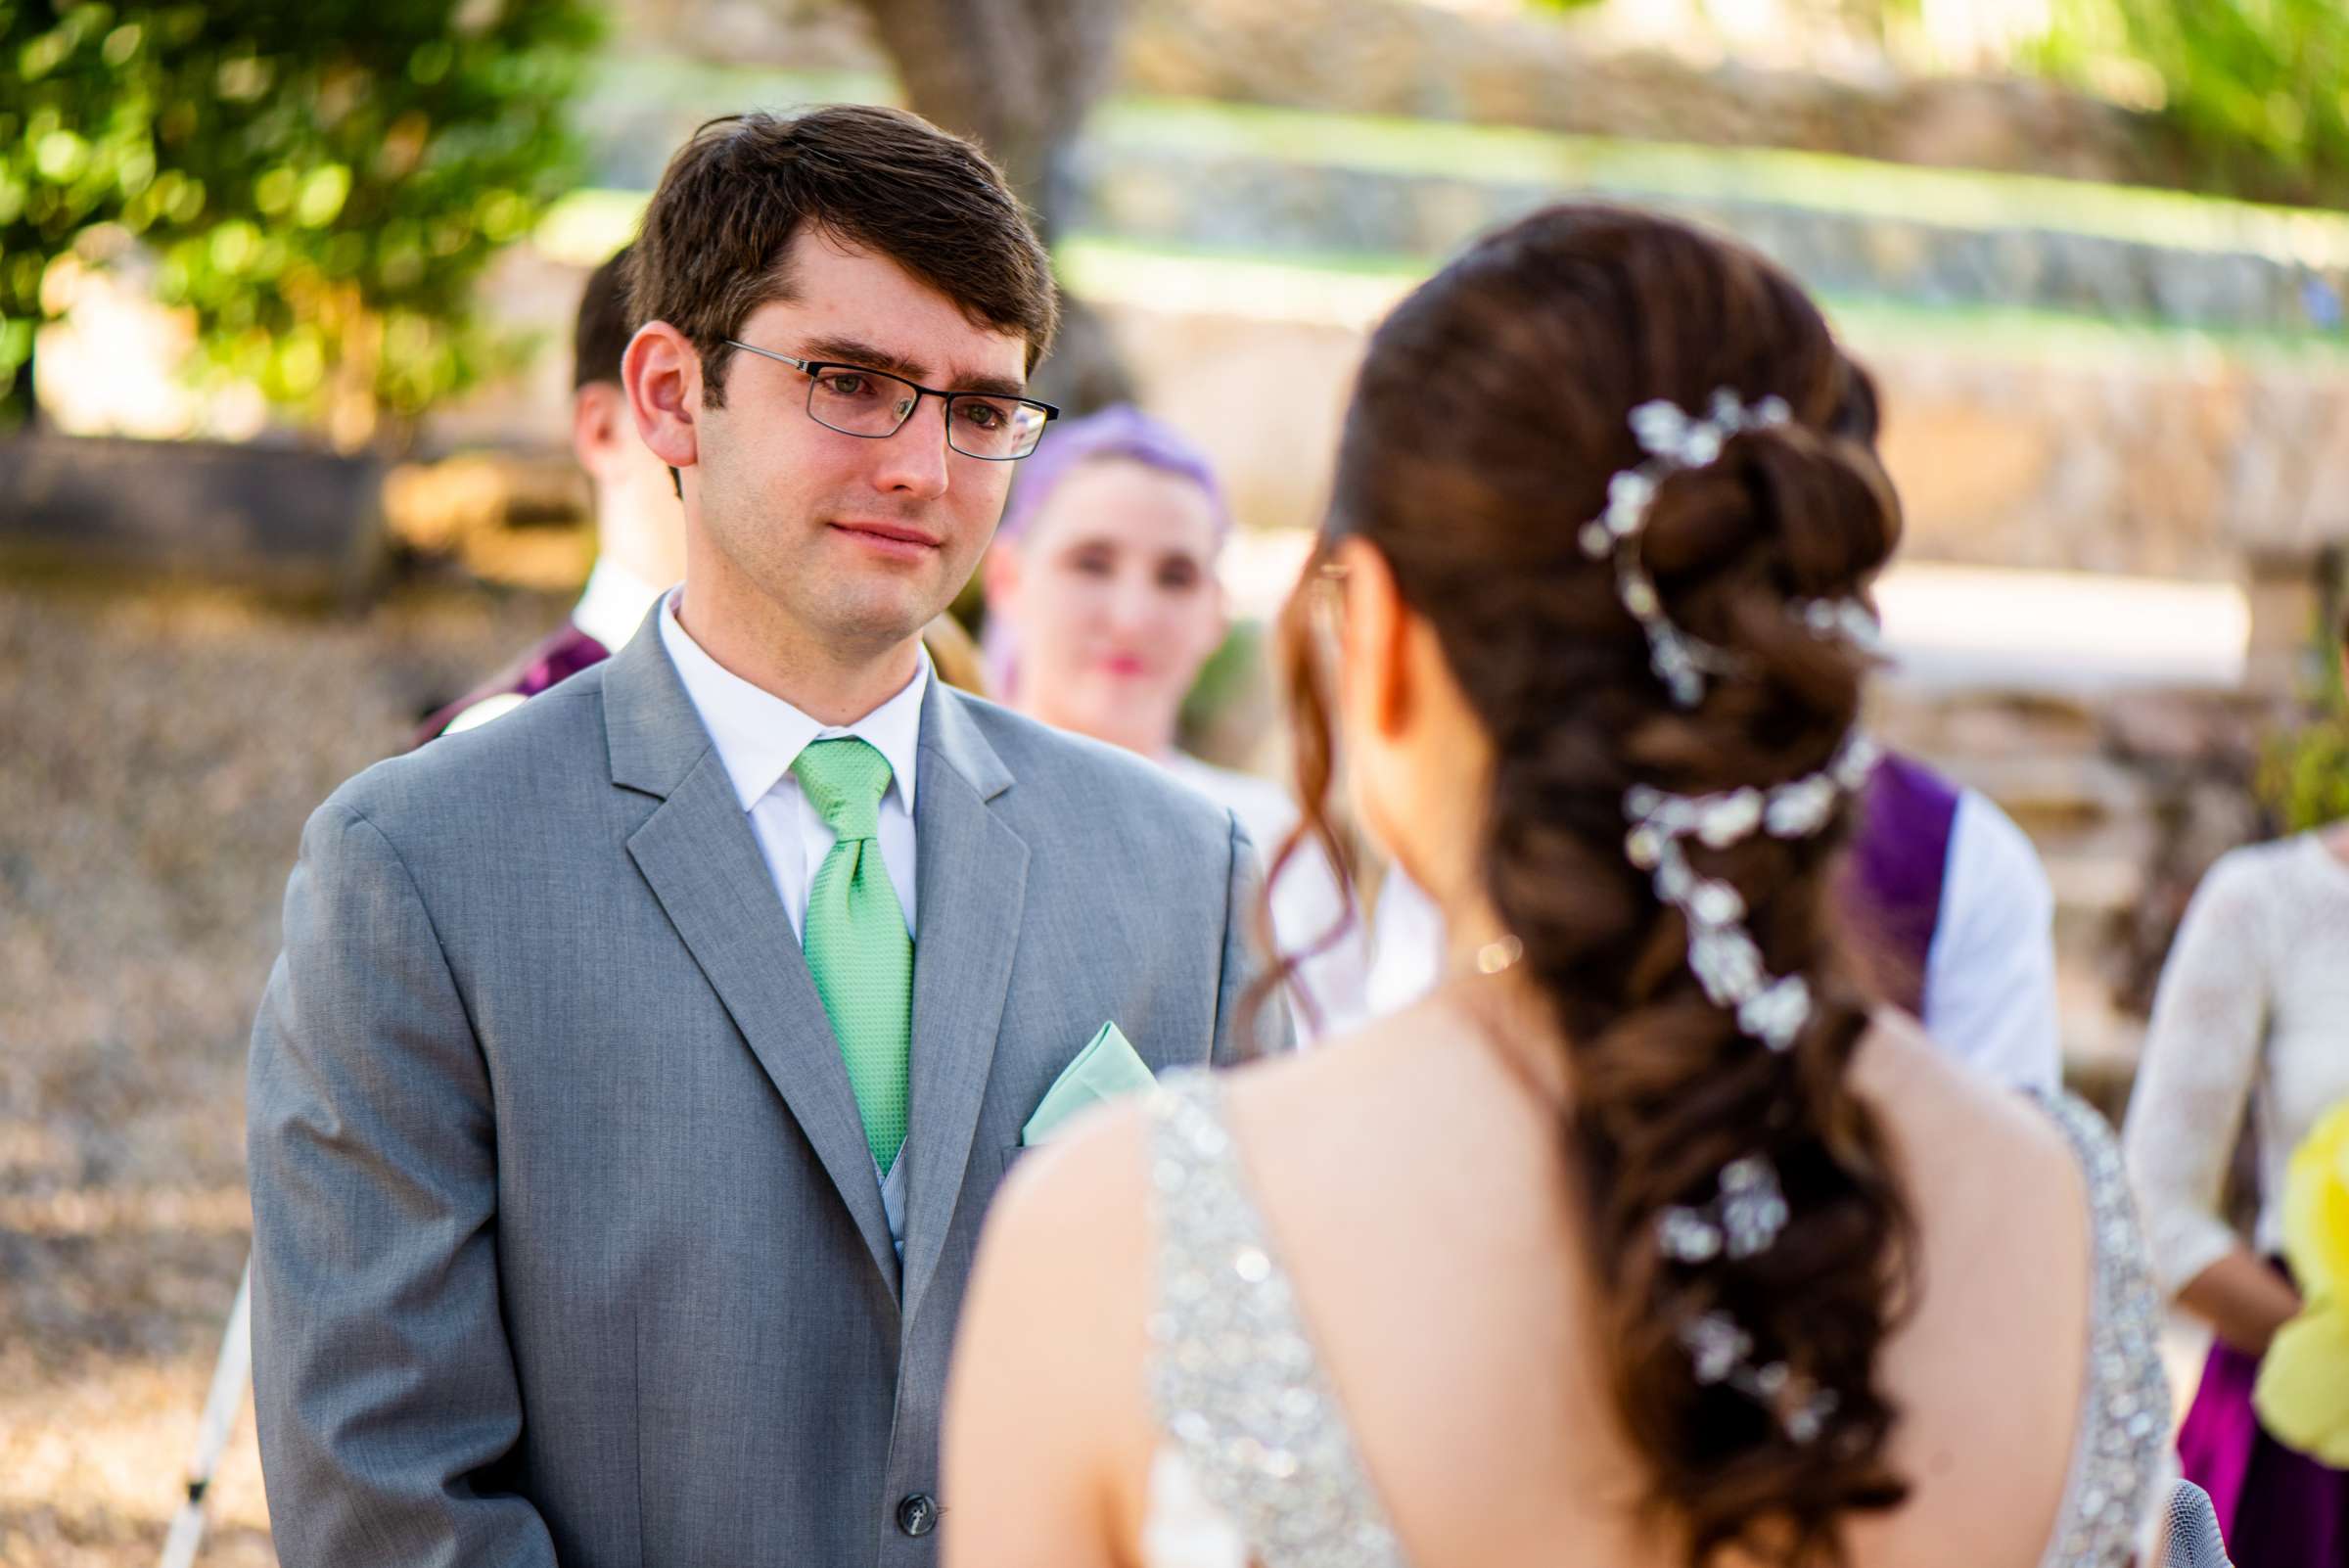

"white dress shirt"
[573,559,671,654]
[1921,788,2059,1094]
[658,592,925,942]
[1362,785,2060,1093]
[657,591,929,1247]
[1161,754,1374,1045]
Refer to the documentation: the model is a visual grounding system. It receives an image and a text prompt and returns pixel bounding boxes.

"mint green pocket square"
[1020,1022,1156,1146]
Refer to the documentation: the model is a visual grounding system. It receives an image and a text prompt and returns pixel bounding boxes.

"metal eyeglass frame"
[722,340,1059,460]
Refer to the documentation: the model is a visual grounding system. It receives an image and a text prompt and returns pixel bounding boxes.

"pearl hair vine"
[1579,387,1889,1445]
[1625,727,1878,1442]
[1623,729,1881,1052]
[1576,389,1884,708]
[1679,1309,1841,1447]
[1656,1152,1836,1445]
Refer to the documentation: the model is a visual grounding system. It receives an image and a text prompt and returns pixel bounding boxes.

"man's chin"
[811,591,946,656]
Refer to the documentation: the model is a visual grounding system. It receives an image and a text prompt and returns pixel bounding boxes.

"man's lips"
[830,521,942,554]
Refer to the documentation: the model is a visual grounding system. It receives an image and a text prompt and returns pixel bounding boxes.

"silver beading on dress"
[1136,1081,2175,1566]
[1148,1072,1409,1568]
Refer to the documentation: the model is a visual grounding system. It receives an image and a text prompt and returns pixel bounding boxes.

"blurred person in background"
[944,205,2192,1568]
[2125,622,2349,1562]
[981,404,1372,1040]
[418,245,987,747]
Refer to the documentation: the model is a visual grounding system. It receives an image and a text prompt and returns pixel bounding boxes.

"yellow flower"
[2255,1098,2349,1463]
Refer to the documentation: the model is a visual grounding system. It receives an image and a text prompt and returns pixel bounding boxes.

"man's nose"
[870,394,952,497]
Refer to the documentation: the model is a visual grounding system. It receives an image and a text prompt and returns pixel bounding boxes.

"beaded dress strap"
[2026,1089,2176,1568]
[1146,1070,1411,1568]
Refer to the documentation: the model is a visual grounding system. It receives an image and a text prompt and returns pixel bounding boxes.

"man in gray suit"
[247,105,1276,1568]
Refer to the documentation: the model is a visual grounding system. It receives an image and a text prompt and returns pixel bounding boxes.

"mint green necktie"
[792,737,913,1172]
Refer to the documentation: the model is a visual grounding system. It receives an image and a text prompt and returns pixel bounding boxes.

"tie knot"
[792,737,894,840]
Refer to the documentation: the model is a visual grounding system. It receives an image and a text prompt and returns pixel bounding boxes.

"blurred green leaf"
[2035,0,2349,207]
[0,0,601,441]
[2258,584,2349,834]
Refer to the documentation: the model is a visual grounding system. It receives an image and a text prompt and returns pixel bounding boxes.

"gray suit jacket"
[246,617,1277,1567]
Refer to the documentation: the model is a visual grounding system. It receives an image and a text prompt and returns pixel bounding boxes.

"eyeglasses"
[724,340,1058,461]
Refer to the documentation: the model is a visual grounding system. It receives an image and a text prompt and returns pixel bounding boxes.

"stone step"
[569,61,2349,340]
[1074,117,2349,338]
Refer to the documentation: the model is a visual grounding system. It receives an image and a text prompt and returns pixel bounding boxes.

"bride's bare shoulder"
[1850,1009,2085,1197]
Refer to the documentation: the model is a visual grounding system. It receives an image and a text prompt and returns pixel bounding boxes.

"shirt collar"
[657,589,928,817]
[573,559,671,653]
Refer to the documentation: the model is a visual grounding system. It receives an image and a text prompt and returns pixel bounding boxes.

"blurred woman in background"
[982,405,1370,1039]
[2125,641,2349,1562]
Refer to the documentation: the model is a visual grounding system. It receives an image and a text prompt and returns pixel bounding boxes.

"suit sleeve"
[1211,808,1293,1065]
[246,799,558,1568]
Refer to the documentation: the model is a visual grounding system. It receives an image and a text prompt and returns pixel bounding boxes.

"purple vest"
[1841,751,1962,1017]
[412,622,612,751]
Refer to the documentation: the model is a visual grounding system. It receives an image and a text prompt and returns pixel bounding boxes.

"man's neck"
[672,581,923,727]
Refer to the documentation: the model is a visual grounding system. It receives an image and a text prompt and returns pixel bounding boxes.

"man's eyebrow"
[800,335,1028,400]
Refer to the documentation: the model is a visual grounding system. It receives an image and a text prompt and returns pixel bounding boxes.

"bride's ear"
[1335,536,1412,741]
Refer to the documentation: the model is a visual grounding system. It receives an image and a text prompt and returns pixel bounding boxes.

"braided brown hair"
[1262,206,1917,1565]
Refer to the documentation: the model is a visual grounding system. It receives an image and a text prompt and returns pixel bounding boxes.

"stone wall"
[1071,287,2349,584]
[608,0,2188,194]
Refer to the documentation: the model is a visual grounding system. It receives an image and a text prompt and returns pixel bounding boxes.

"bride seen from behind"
[942,207,2180,1568]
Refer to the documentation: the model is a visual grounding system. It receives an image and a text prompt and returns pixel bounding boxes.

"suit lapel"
[899,684,1028,1323]
[606,618,901,1300]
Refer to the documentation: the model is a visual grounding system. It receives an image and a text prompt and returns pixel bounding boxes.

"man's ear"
[571,382,622,477]
[622,321,702,475]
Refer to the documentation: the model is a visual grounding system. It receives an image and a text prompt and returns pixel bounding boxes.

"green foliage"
[2261,716,2349,835]
[0,0,599,443]
[2034,0,2349,206]
[1179,617,1267,750]
[2259,608,2349,835]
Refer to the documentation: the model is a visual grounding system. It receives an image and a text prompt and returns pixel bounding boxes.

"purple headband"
[997,404,1232,544]
[985,404,1232,696]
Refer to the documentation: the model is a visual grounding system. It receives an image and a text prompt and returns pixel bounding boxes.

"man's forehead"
[754,232,1029,388]
[793,331,1027,400]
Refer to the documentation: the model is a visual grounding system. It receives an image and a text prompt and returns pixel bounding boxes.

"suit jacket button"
[897,1493,939,1537]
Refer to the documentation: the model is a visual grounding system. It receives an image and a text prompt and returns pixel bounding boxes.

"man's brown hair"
[624,105,1059,402]
[573,246,634,392]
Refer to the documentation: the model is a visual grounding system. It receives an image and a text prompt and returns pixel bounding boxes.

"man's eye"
[819,371,875,398]
[956,399,1010,432]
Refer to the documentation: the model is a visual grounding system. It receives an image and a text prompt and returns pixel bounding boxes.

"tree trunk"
[5,333,42,433]
[849,0,1137,412]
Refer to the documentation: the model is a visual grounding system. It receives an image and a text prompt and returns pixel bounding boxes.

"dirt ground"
[0,574,565,1568]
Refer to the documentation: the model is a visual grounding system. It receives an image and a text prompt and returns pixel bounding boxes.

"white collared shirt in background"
[572,559,672,653]
[1162,753,1375,1045]
[658,590,926,942]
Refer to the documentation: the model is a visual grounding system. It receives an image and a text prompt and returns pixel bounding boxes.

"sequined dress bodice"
[1141,1071,2177,1568]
